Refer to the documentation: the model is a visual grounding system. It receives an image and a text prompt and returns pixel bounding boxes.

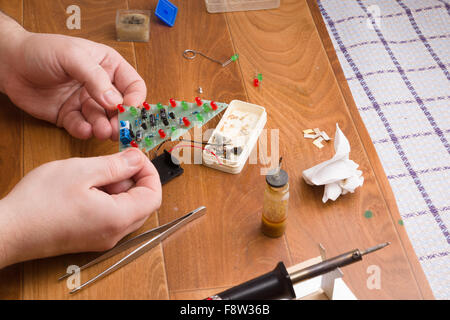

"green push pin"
[181,101,189,111]
[144,136,153,147]
[171,126,177,132]
[398,219,404,226]
[257,73,263,81]
[203,103,211,112]
[157,103,164,110]
[129,106,138,116]
[196,113,204,122]
[231,54,239,61]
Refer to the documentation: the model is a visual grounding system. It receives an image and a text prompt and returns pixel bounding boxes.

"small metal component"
[135,130,143,142]
[149,114,156,127]
[160,108,169,126]
[141,107,148,119]
[169,112,176,120]
[198,87,203,94]
[360,242,390,256]
[233,146,243,155]
[183,49,237,68]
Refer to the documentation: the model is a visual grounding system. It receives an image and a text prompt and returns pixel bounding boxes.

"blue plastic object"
[120,128,132,146]
[155,0,178,27]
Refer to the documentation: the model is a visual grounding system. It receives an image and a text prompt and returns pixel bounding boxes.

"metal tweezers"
[58,206,206,294]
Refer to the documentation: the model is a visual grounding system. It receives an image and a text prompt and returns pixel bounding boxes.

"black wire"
[152,139,170,159]
[179,137,230,147]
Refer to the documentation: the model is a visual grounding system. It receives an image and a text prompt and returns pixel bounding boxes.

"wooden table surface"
[0,0,434,299]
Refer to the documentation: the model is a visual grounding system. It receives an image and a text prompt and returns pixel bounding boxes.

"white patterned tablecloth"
[317,0,450,299]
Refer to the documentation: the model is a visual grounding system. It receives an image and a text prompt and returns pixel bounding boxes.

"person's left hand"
[0,28,146,141]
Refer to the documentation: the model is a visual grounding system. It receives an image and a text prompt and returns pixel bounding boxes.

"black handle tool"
[206,242,390,300]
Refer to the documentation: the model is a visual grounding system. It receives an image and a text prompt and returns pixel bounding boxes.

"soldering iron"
[206,242,390,300]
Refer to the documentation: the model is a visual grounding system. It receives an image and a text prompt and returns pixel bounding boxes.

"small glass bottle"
[261,162,289,238]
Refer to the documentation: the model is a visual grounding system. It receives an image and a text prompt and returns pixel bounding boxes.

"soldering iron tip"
[361,242,390,256]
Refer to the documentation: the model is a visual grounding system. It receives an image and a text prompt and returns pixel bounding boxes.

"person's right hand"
[0,149,161,268]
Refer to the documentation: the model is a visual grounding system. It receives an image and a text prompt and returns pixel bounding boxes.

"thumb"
[81,149,147,187]
[59,45,123,110]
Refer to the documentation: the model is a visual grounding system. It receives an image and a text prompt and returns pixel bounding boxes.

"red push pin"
[182,117,191,127]
[253,78,259,87]
[158,129,166,139]
[117,104,125,113]
[169,98,177,108]
[195,97,202,106]
[130,140,138,148]
[210,101,218,111]
[143,102,150,110]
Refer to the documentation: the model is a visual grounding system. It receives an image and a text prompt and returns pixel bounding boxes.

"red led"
[158,129,166,139]
[117,104,125,113]
[210,101,218,111]
[130,140,138,148]
[195,97,202,106]
[182,117,191,127]
[253,78,259,87]
[169,98,177,108]
[143,102,150,110]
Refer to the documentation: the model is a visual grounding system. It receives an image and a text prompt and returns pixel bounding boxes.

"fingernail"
[103,89,123,107]
[122,149,142,167]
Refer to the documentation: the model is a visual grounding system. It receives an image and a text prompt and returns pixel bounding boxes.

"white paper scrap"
[313,137,324,149]
[303,123,364,203]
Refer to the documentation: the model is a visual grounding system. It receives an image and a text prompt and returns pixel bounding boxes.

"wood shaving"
[313,137,324,149]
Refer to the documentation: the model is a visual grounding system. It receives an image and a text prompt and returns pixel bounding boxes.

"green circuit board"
[118,99,229,152]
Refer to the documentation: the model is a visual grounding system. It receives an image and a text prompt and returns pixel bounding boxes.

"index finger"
[109,51,147,107]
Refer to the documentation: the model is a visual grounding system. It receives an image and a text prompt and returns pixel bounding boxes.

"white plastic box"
[205,0,280,13]
[203,100,267,174]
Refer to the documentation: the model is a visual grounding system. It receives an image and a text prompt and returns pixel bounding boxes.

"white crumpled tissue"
[302,123,364,203]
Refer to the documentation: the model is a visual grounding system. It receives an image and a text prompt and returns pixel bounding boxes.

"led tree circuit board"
[118,98,229,152]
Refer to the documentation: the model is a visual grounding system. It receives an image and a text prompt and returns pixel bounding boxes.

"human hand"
[0,149,161,268]
[0,15,146,141]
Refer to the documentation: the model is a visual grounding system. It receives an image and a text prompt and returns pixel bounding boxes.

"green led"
[203,103,211,112]
[196,113,204,122]
[231,54,239,61]
[129,106,138,116]
[157,103,164,110]
[181,101,189,111]
[144,137,153,147]
[257,73,263,81]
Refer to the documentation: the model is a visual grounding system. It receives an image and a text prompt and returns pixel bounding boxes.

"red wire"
[168,144,223,165]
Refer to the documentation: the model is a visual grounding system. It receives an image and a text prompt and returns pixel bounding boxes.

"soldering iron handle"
[206,262,296,300]
[289,249,362,284]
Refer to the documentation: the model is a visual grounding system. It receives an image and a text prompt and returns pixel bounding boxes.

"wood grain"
[305,0,434,299]
[128,0,292,296]
[223,0,427,299]
[0,0,433,300]
[21,0,168,299]
[0,0,23,300]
